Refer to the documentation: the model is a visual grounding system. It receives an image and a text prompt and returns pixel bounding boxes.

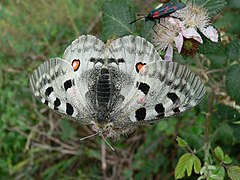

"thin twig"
[31,142,79,155]
[101,139,107,179]
[87,12,102,34]
[204,89,214,165]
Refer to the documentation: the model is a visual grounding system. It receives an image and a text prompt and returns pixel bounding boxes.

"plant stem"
[204,89,214,165]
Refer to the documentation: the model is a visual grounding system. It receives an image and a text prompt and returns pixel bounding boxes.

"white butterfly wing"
[107,36,162,114]
[117,60,205,123]
[30,58,92,124]
[63,35,105,111]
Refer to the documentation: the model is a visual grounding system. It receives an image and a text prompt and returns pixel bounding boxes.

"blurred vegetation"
[0,0,239,179]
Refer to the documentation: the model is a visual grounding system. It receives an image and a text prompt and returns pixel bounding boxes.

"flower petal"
[201,26,219,42]
[174,33,183,53]
[164,45,173,61]
[182,28,203,43]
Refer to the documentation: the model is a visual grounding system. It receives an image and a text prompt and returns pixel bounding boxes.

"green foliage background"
[0,0,239,179]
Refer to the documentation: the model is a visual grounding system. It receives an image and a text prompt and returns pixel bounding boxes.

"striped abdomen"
[96,68,111,108]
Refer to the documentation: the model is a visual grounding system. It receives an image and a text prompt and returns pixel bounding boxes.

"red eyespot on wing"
[72,59,80,72]
[166,6,169,10]
[173,6,177,10]
[136,62,146,73]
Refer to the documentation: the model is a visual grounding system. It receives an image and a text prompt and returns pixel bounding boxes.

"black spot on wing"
[107,58,125,64]
[138,82,150,95]
[66,103,74,115]
[45,87,53,96]
[167,92,180,104]
[54,98,61,107]
[117,58,125,63]
[90,58,104,64]
[135,107,146,121]
[64,79,72,91]
[155,103,165,118]
[173,107,180,113]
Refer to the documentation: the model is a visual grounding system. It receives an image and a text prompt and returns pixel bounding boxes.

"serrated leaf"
[101,0,135,41]
[175,153,201,179]
[226,64,240,104]
[214,146,224,161]
[227,166,240,180]
[227,39,240,61]
[189,0,227,17]
[176,136,188,147]
[223,154,232,164]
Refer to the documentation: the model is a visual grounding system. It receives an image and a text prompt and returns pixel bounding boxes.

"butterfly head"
[91,122,116,138]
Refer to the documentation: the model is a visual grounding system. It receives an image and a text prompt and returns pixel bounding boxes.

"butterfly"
[30,35,205,139]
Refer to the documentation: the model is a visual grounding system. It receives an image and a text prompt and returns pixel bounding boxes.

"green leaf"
[198,35,222,54]
[228,0,240,9]
[216,105,240,121]
[223,154,232,164]
[214,11,240,34]
[212,166,226,180]
[227,166,240,180]
[139,21,154,41]
[189,0,227,17]
[176,136,188,147]
[206,47,227,69]
[175,153,201,179]
[193,155,201,174]
[175,153,192,179]
[226,64,240,104]
[227,39,240,61]
[101,0,136,41]
[214,146,224,161]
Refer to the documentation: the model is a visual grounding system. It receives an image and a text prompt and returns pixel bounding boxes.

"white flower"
[152,17,184,61]
[151,2,219,60]
[182,27,203,43]
[173,3,210,30]
[173,3,219,43]
[201,26,219,42]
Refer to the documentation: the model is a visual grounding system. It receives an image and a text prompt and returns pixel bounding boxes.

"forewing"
[63,35,105,108]
[158,2,186,16]
[30,58,92,124]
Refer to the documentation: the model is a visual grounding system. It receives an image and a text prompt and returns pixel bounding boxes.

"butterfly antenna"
[101,134,115,151]
[129,16,146,24]
[80,132,99,141]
